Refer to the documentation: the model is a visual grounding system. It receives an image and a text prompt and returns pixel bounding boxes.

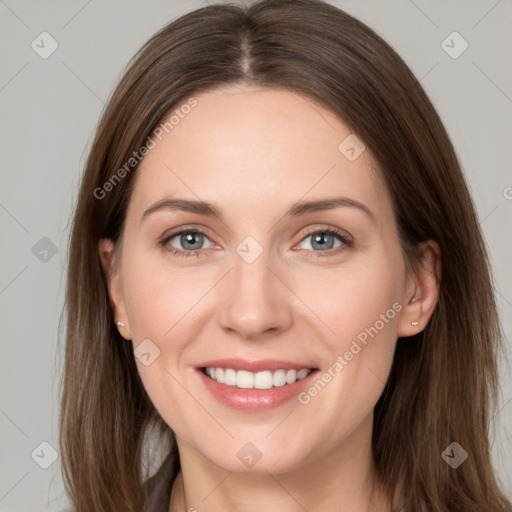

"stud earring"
[115,321,125,327]
[411,321,418,326]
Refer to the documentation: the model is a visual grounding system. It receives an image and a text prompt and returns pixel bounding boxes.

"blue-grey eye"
[300,231,343,251]
[167,231,213,251]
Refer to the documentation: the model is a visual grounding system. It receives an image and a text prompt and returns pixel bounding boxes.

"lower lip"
[197,368,318,411]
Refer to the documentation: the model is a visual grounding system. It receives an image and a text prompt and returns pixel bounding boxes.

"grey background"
[0,0,511,510]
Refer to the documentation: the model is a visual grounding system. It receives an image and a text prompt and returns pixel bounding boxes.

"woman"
[59,0,512,511]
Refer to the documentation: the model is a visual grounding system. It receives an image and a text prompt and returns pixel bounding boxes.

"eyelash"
[159,226,353,259]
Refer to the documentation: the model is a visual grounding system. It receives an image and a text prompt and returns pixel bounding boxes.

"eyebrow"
[141,196,376,224]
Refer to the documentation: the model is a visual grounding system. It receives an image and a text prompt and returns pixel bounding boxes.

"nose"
[217,249,293,341]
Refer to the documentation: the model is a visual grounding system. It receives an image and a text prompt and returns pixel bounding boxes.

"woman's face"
[102,84,432,474]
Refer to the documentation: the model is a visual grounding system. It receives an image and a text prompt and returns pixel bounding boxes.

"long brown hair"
[59,1,511,510]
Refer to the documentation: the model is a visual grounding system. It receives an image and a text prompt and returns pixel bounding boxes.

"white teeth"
[224,368,237,386]
[254,371,273,389]
[285,369,297,384]
[297,369,310,380]
[204,367,313,389]
[273,369,287,387]
[236,370,254,389]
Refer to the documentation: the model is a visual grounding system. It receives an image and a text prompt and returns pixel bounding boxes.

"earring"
[115,321,125,327]
[411,321,418,326]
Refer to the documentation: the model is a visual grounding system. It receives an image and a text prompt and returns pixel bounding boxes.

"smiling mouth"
[201,367,315,389]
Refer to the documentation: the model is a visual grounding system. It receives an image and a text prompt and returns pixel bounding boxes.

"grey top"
[144,451,179,512]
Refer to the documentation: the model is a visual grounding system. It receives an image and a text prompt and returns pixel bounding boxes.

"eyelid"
[160,224,215,243]
[298,225,353,244]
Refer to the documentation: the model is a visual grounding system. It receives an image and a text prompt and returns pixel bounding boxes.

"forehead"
[128,85,392,227]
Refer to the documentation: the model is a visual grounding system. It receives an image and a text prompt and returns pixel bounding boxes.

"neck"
[169,415,390,512]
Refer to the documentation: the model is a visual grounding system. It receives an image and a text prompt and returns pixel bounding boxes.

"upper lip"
[198,358,317,372]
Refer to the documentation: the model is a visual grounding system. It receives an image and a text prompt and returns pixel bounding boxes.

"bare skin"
[99,84,441,512]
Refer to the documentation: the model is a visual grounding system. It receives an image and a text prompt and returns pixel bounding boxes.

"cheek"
[120,248,216,394]
[121,243,205,340]
[293,252,403,416]
[297,251,404,346]
[120,251,203,425]
[123,271,172,341]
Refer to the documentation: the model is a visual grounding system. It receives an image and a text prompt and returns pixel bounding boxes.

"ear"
[99,238,132,340]
[398,240,442,337]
